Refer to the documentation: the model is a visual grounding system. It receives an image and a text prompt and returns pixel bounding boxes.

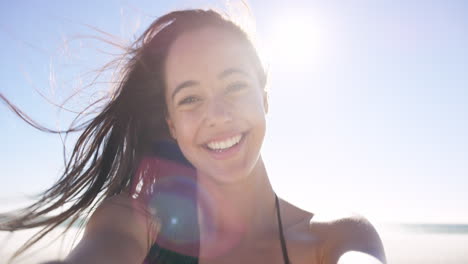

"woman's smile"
[203,132,247,160]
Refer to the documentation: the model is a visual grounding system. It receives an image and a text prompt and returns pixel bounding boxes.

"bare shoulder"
[82,193,158,252]
[309,213,386,264]
[59,193,159,263]
[59,193,160,263]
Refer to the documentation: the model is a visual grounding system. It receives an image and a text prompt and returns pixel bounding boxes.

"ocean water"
[389,223,468,234]
[379,224,468,264]
[1,224,467,263]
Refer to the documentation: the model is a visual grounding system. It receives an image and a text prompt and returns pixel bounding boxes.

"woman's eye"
[226,82,248,93]
[178,96,199,105]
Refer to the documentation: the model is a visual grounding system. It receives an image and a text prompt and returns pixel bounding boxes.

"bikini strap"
[275,193,291,264]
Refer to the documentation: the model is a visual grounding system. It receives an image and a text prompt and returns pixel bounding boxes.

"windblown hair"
[0,9,266,260]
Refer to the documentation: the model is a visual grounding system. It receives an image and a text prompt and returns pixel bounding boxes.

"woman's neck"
[197,157,277,256]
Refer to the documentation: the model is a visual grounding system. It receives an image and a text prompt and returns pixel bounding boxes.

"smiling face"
[164,27,267,184]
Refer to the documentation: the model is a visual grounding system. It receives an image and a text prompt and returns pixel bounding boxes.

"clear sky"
[1,0,467,224]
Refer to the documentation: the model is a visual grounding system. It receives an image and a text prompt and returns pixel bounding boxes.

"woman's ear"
[166,116,177,140]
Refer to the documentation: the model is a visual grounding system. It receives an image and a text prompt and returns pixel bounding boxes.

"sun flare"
[262,14,323,67]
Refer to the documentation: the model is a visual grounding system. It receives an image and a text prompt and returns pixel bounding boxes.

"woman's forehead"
[169,27,235,56]
[164,27,255,87]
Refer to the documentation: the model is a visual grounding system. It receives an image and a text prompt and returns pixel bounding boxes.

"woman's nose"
[205,99,233,127]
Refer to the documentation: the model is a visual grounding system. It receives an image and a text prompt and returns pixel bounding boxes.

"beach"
[379,224,468,264]
[1,224,467,263]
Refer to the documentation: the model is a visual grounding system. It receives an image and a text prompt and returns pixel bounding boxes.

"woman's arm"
[319,215,386,264]
[42,194,158,264]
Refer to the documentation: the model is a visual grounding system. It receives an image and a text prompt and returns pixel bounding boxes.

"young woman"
[1,9,386,264]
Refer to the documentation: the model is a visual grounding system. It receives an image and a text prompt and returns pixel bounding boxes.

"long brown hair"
[0,9,266,260]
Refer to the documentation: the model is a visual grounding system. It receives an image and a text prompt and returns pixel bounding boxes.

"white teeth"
[207,134,242,151]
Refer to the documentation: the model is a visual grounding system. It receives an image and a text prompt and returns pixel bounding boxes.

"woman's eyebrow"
[218,67,250,79]
[172,80,199,101]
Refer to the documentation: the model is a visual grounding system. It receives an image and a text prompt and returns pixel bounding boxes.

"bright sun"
[261,14,324,68]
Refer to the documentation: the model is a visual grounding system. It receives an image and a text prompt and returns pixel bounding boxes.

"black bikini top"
[275,193,292,264]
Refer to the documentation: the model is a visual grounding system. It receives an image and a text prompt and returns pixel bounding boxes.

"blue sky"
[1,0,467,223]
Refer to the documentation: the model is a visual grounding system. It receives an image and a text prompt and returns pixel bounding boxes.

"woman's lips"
[203,132,246,160]
[205,134,243,151]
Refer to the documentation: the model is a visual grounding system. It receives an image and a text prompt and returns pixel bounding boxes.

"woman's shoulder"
[84,193,158,250]
[60,193,159,263]
[279,200,385,263]
[308,212,386,263]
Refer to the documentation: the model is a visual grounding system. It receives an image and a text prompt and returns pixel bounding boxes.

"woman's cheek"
[177,115,196,138]
[241,94,267,118]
